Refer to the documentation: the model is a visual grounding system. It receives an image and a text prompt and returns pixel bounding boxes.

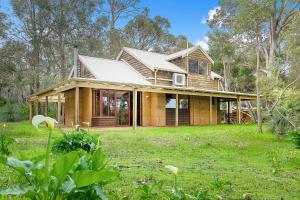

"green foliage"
[0,148,118,199]
[289,131,300,149]
[0,124,15,155]
[138,181,164,200]
[52,129,97,154]
[267,92,300,135]
[138,168,212,200]
[0,96,7,107]
[0,135,15,155]
[0,103,28,122]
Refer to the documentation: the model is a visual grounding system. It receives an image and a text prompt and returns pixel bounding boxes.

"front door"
[116,91,130,126]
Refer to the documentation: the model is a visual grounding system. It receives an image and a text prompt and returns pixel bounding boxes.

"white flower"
[32,115,57,130]
[3,124,6,128]
[165,165,178,176]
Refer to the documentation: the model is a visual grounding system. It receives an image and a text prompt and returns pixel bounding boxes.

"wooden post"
[132,89,137,130]
[75,87,80,125]
[175,94,179,127]
[209,96,213,125]
[35,100,39,115]
[57,94,61,124]
[237,96,241,124]
[45,96,48,116]
[29,101,32,122]
[227,100,230,124]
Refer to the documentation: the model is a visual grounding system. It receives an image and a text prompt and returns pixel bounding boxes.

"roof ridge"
[79,55,123,63]
[123,47,168,56]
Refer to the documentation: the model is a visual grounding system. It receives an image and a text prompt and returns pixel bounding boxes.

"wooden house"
[28,46,256,128]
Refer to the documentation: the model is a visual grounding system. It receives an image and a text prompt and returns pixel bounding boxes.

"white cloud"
[195,36,209,52]
[201,6,221,24]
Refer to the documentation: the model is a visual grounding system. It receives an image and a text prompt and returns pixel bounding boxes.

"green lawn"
[1,122,300,199]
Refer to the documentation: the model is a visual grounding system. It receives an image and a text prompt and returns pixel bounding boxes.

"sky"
[138,0,220,50]
[0,0,220,50]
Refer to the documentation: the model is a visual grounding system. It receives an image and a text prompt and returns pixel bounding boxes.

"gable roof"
[117,47,187,74]
[166,46,214,64]
[78,55,151,85]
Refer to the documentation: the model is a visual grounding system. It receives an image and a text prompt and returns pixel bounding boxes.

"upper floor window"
[199,61,208,75]
[188,60,198,73]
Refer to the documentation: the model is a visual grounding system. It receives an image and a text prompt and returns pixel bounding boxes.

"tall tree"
[263,0,299,77]
[11,0,52,93]
[208,29,235,91]
[123,8,170,50]
[46,0,97,80]
[106,0,139,57]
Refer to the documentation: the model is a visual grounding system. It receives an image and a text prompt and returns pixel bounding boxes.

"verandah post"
[35,100,39,115]
[45,96,48,116]
[209,96,213,125]
[57,93,61,124]
[29,101,32,122]
[132,89,137,130]
[75,87,80,125]
[175,94,178,127]
[237,96,241,124]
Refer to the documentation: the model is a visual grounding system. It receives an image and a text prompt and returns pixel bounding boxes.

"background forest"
[0,0,299,134]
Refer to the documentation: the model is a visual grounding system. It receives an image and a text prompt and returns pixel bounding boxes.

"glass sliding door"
[116,91,130,126]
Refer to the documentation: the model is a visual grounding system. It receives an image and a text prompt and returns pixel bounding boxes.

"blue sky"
[139,0,219,48]
[0,0,220,50]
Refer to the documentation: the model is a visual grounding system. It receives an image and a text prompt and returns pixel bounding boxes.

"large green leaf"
[0,185,34,195]
[60,175,76,194]
[93,185,108,200]
[91,148,106,170]
[6,157,34,175]
[51,151,80,184]
[72,169,118,188]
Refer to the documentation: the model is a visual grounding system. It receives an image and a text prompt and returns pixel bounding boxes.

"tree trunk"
[222,60,230,91]
[256,49,263,133]
[59,0,66,80]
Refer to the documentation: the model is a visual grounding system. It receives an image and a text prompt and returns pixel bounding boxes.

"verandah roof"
[29,78,257,101]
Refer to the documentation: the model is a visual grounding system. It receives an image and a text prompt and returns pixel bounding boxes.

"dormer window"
[188,59,209,75]
[199,61,208,75]
[189,60,199,73]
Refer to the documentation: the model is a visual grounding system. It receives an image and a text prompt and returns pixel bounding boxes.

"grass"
[1,122,300,199]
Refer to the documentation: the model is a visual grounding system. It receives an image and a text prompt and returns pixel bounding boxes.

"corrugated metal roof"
[78,55,151,85]
[211,71,223,79]
[166,45,214,64]
[120,47,187,73]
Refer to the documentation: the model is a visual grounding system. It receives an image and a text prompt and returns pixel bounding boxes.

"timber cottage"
[28,46,256,128]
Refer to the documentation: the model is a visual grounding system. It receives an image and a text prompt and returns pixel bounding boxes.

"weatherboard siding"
[119,51,154,80]
[168,49,219,90]
[78,61,95,79]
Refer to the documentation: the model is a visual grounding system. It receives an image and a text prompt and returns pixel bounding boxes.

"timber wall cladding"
[156,70,173,86]
[170,49,219,90]
[119,51,154,81]
[64,88,93,127]
[80,88,92,126]
[64,89,75,126]
[78,61,95,79]
[142,92,166,126]
[189,96,218,125]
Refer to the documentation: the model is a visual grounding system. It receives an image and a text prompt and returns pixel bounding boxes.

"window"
[188,59,198,73]
[179,98,189,109]
[199,61,208,75]
[166,94,176,108]
[93,90,116,117]
[102,90,109,116]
